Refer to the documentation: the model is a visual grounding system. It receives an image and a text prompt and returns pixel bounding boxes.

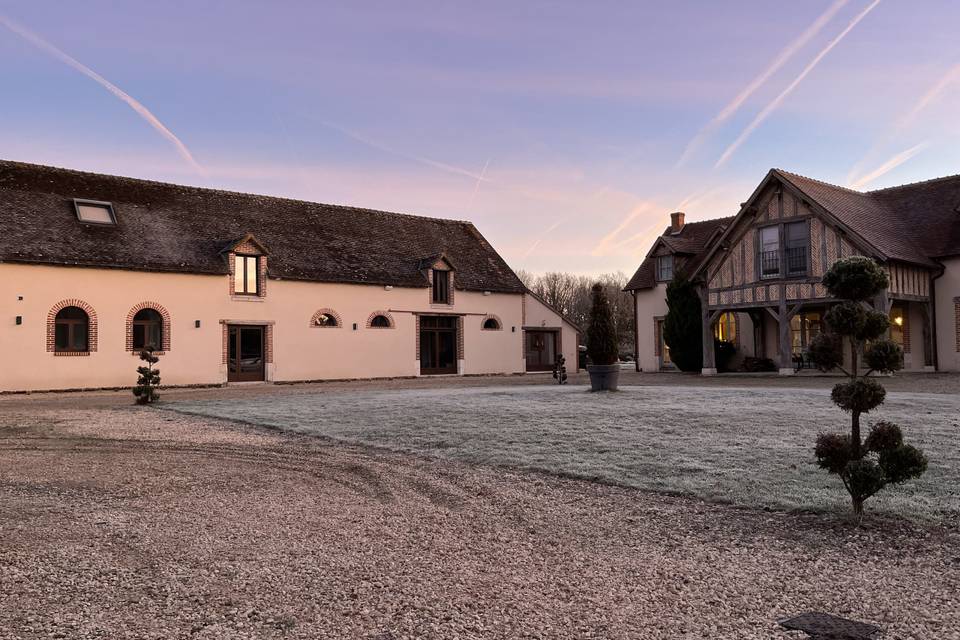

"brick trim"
[227,243,267,298]
[457,316,464,360]
[366,311,395,329]
[481,314,503,331]
[125,301,171,353]
[310,308,343,328]
[415,315,421,360]
[47,299,98,353]
[427,267,455,306]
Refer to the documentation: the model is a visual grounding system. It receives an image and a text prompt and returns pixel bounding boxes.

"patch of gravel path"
[168,385,960,525]
[1,407,958,639]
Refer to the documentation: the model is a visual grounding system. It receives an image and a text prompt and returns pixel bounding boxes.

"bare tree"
[517,269,635,356]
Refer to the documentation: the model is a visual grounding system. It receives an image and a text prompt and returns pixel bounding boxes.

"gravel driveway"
[169,384,960,524]
[1,403,959,639]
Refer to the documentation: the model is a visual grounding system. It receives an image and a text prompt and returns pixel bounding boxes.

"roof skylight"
[73,199,117,225]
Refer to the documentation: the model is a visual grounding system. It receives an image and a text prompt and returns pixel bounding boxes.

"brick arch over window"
[366,311,395,328]
[310,308,343,328]
[481,314,503,331]
[47,299,98,354]
[126,302,172,353]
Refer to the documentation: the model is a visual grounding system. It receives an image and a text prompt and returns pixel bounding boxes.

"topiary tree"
[662,275,702,372]
[586,283,618,365]
[809,256,927,519]
[133,348,161,405]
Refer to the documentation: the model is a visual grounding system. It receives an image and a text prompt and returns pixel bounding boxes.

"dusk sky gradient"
[2,1,960,276]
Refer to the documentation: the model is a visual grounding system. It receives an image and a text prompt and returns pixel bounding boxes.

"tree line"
[515,270,635,354]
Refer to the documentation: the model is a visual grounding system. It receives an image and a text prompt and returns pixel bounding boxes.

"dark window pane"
[71,323,88,351]
[57,306,87,321]
[371,315,390,327]
[483,318,499,330]
[133,324,146,349]
[55,323,70,350]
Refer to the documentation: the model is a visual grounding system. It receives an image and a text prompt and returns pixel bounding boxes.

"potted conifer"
[586,283,620,391]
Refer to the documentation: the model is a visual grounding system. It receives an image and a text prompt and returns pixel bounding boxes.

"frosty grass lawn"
[169,385,960,523]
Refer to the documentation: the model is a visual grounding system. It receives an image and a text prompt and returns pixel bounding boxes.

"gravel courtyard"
[1,400,958,639]
[170,384,960,525]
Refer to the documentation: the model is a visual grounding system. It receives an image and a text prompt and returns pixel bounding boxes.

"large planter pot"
[587,363,620,391]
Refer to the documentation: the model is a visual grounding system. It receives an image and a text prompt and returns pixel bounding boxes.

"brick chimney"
[669,211,685,234]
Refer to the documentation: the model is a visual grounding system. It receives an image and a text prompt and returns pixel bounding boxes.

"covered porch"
[699,288,935,376]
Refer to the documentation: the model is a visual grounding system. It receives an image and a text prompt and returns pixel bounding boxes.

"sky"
[2,1,960,277]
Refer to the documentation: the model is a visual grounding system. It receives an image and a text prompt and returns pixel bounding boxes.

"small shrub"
[811,257,926,520]
[133,348,161,405]
[864,340,903,373]
[863,421,903,452]
[830,378,886,414]
[662,276,702,372]
[820,256,889,301]
[586,283,618,365]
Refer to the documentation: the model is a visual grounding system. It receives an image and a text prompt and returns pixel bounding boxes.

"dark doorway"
[420,315,458,375]
[228,325,265,382]
[525,330,557,372]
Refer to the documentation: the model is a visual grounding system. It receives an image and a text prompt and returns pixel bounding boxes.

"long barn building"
[0,160,579,392]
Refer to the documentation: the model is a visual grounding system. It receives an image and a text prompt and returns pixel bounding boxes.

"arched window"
[315,313,338,327]
[713,312,737,343]
[482,317,501,330]
[55,307,89,352]
[132,308,163,350]
[370,314,391,328]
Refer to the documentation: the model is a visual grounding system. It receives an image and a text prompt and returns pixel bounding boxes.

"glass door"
[525,330,557,372]
[420,316,458,375]
[228,325,265,382]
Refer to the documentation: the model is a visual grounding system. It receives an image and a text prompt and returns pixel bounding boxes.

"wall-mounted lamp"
[15,316,22,325]
[894,316,904,327]
[511,326,516,333]
[384,285,393,291]
[353,322,358,331]
[195,320,201,328]
[17,296,23,301]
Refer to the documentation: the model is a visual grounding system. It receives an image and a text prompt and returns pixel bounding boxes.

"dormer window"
[656,255,674,282]
[74,199,116,225]
[234,255,260,295]
[432,269,450,304]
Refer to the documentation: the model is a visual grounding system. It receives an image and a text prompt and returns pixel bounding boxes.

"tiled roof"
[624,217,733,290]
[776,169,936,264]
[0,160,526,293]
[868,174,960,259]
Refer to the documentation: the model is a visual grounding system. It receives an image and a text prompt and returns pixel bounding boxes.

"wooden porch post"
[778,297,794,376]
[701,288,717,376]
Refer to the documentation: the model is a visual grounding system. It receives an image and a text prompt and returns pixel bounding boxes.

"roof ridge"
[0,158,473,226]
[774,168,866,195]
[866,172,960,194]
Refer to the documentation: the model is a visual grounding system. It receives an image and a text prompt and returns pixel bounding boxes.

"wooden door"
[420,316,458,375]
[228,325,265,382]
[525,330,557,372]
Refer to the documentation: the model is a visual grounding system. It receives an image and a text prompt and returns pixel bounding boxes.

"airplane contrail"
[590,202,655,256]
[846,61,960,184]
[899,63,960,128]
[676,0,849,167]
[471,158,491,200]
[714,0,882,168]
[849,142,928,190]
[320,120,490,183]
[0,13,203,174]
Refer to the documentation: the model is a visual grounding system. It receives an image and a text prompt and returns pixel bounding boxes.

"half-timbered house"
[626,169,960,374]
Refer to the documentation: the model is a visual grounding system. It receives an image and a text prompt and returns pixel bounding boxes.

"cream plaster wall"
[934,257,960,372]
[0,263,539,391]
[634,284,668,372]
